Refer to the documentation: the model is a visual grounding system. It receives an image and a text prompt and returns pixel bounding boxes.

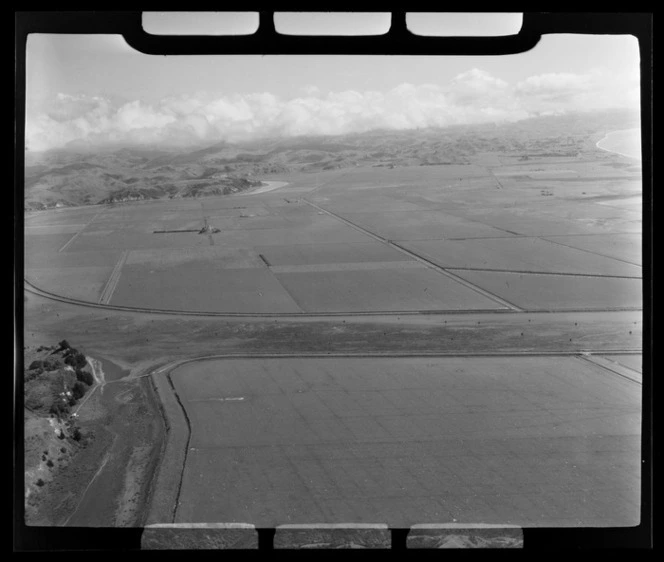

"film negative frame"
[14,11,652,551]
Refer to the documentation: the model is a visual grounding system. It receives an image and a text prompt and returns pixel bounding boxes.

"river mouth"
[243,180,290,195]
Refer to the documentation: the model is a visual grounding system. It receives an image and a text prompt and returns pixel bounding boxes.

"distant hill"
[23,109,640,210]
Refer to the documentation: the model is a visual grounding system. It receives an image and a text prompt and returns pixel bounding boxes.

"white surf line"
[596,129,642,160]
[98,250,129,305]
[57,209,106,253]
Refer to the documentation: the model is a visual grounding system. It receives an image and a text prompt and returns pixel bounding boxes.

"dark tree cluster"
[75,368,94,386]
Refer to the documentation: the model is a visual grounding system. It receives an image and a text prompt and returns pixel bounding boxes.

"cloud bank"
[25,68,640,152]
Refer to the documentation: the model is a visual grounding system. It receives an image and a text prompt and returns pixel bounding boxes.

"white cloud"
[25,68,640,151]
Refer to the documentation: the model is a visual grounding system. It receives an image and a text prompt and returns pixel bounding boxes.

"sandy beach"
[596,128,641,160]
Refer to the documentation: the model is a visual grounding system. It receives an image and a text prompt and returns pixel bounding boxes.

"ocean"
[596,128,642,160]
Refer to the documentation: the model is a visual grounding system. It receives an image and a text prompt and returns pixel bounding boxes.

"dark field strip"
[98,251,129,305]
[438,267,641,279]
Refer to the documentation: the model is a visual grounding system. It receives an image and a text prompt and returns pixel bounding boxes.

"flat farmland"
[604,354,643,373]
[171,356,641,527]
[449,270,643,311]
[64,227,214,252]
[542,233,642,266]
[256,242,412,267]
[24,224,85,236]
[452,209,638,237]
[313,193,427,214]
[25,233,80,255]
[110,261,302,313]
[25,266,115,302]
[197,223,371,247]
[24,249,122,271]
[341,210,514,240]
[24,157,643,314]
[400,237,642,277]
[273,266,506,312]
[25,206,102,226]
[125,247,265,269]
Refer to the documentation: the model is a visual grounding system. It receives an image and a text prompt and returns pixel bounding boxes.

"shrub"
[66,352,87,369]
[75,369,94,386]
[72,381,87,400]
[35,479,45,487]
[58,340,70,350]
[75,353,87,369]
[29,360,43,370]
[42,358,61,371]
[49,401,70,418]
[25,368,44,382]
[60,447,66,454]
[46,460,54,468]
[72,428,82,442]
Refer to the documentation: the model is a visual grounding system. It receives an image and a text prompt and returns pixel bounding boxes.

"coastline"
[596,128,641,160]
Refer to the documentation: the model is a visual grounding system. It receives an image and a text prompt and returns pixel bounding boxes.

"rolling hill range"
[23,109,640,210]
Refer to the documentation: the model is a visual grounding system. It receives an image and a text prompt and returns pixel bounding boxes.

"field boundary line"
[445,267,641,279]
[138,348,642,383]
[165,372,192,524]
[57,208,106,253]
[145,373,191,525]
[24,277,643,318]
[302,199,523,312]
[403,231,639,242]
[576,354,642,385]
[99,250,129,304]
[538,236,642,268]
[270,261,424,274]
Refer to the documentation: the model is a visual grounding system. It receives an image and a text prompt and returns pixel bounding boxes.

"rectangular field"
[401,237,642,277]
[256,242,413,267]
[542,233,642,266]
[273,267,506,312]
[24,249,123,270]
[25,233,80,255]
[449,270,643,310]
[125,247,265,269]
[110,262,302,313]
[341,210,514,241]
[172,356,641,527]
[63,229,214,252]
[602,354,643,373]
[25,266,115,302]
[24,207,102,227]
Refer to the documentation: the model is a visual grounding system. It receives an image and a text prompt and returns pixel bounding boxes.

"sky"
[24,29,641,152]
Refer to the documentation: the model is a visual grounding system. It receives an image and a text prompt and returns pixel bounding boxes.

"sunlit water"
[597,128,642,160]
